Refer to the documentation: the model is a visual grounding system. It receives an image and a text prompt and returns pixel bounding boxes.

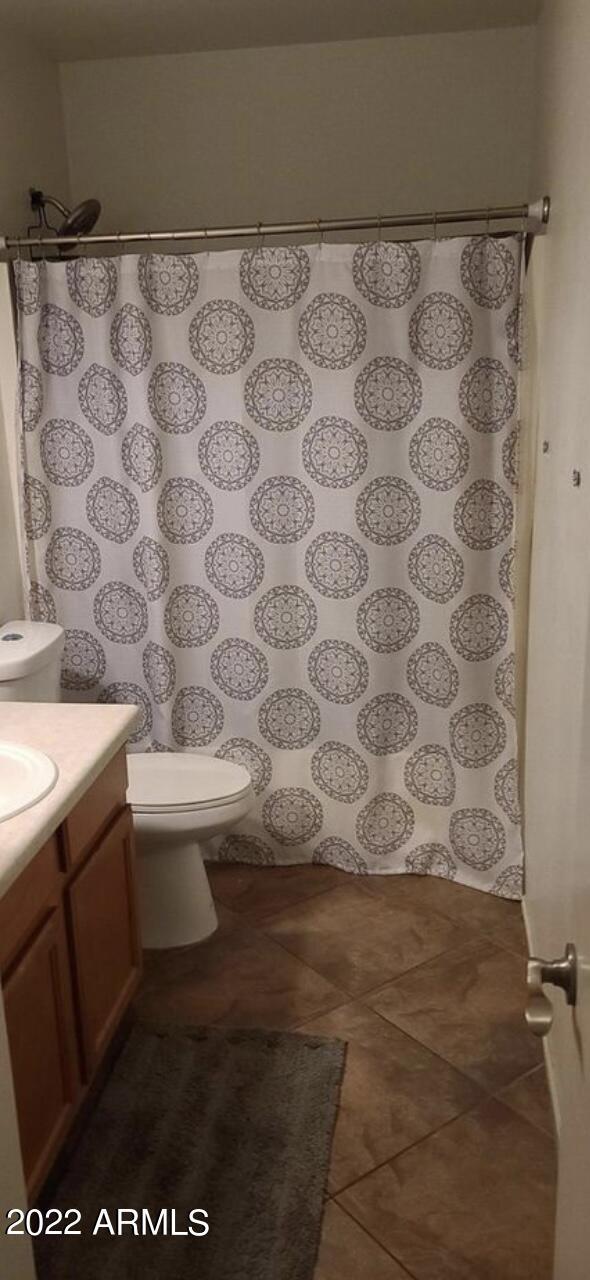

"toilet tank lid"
[127,751,252,811]
[0,621,64,681]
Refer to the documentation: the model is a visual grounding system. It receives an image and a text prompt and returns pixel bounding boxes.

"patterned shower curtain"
[14,235,523,896]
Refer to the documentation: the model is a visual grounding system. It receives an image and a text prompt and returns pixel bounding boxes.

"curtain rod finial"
[527,196,551,230]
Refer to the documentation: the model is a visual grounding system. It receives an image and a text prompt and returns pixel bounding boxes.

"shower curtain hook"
[486,208,491,236]
[317,218,324,246]
[257,221,265,251]
[431,211,437,241]
[377,215,383,243]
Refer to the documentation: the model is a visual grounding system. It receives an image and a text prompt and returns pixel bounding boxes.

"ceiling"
[5,0,541,62]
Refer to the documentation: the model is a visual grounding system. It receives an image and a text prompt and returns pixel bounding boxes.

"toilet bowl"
[127,752,254,949]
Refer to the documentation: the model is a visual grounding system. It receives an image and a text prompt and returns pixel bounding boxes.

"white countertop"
[0,702,139,896]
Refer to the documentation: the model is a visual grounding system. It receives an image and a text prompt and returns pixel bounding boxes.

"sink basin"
[0,741,58,823]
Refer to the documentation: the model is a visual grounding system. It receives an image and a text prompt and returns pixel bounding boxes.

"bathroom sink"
[0,741,58,823]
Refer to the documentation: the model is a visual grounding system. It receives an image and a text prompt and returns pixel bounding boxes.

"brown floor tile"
[135,906,346,1031]
[498,1065,555,1136]
[205,860,345,921]
[298,1002,483,1193]
[315,1203,412,1279]
[362,873,527,951]
[478,913,529,955]
[338,1097,556,1280]
[260,884,467,995]
[366,937,541,1091]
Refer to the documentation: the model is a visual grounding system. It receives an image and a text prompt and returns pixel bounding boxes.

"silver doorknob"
[525,942,577,1037]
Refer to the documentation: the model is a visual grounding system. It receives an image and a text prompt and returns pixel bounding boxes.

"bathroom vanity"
[0,704,141,1203]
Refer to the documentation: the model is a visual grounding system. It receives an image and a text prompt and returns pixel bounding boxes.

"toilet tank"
[0,620,64,702]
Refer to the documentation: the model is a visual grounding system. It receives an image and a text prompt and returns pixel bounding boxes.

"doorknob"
[525,942,577,1038]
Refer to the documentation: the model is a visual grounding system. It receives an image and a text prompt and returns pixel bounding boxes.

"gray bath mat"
[35,1024,346,1280]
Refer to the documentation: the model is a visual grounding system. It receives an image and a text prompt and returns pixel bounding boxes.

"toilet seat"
[127,752,252,815]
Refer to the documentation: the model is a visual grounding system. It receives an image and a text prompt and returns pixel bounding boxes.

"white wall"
[523,4,590,1273]
[0,266,24,624]
[60,26,536,234]
[524,1,590,965]
[0,999,34,1280]
[0,29,70,622]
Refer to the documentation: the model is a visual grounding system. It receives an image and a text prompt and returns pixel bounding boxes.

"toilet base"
[135,832,218,950]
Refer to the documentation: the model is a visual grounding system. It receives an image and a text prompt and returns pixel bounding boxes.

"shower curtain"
[14,235,523,896]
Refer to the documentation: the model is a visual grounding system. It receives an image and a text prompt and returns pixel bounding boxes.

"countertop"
[0,702,139,896]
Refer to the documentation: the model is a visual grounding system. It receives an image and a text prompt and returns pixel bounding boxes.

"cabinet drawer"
[0,836,62,974]
[62,748,128,867]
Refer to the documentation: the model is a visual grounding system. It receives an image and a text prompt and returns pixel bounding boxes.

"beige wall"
[0,29,70,622]
[0,30,70,236]
[0,24,535,621]
[0,35,69,1269]
[60,26,536,233]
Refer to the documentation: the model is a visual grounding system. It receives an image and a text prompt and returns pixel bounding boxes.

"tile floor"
[134,864,557,1280]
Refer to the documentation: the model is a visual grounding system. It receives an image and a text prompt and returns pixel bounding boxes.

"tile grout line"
[142,872,549,1278]
[252,887,525,1004]
[493,1066,557,1138]
[210,872,350,923]
[205,875,546,1278]
[324,1033,554,1200]
[215,875,526,962]
[255,920,492,1003]
[291,968,493,1092]
[327,1200,420,1280]
[350,935,484,999]
[331,1092,491,1199]
[355,879,528,954]
[330,1087,556,1278]
[208,888,534,1092]
[354,992,496,1086]
[239,905,536,1086]
[359,985,545,1097]
[331,1086,553,1214]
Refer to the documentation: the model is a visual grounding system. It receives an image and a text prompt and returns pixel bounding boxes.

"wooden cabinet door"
[3,904,81,1199]
[68,806,141,1076]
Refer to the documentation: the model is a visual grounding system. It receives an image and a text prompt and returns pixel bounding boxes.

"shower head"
[57,198,101,238]
[29,189,102,240]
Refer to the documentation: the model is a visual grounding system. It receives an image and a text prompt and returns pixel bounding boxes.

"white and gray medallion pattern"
[17,235,523,897]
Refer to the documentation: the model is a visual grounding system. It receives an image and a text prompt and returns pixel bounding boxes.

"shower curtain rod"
[0,196,550,253]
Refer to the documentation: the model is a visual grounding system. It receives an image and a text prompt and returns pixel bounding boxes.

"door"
[3,904,81,1199]
[524,231,590,1276]
[67,806,141,1075]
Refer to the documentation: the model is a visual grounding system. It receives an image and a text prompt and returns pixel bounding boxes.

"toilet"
[127,753,254,949]
[0,619,255,950]
[0,619,64,700]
